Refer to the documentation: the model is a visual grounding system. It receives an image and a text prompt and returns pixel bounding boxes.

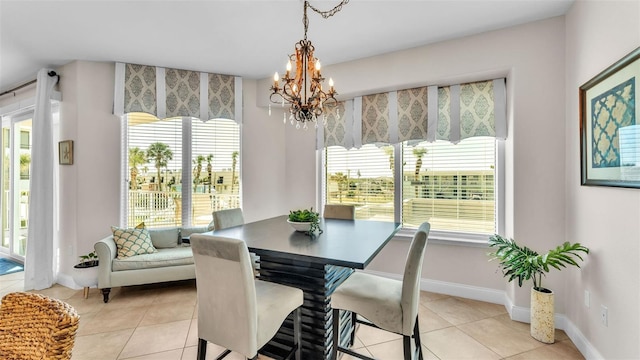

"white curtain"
[24,69,58,290]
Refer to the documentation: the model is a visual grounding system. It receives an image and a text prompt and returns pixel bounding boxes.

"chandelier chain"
[303,0,350,39]
[306,0,350,19]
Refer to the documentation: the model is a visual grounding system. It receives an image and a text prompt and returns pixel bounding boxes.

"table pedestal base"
[257,254,354,360]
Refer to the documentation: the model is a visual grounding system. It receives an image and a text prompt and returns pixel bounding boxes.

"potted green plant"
[487,235,589,344]
[72,251,100,298]
[288,207,323,236]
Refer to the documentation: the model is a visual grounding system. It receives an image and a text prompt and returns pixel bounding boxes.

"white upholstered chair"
[212,208,259,272]
[212,208,245,229]
[323,204,355,220]
[191,234,303,360]
[331,222,430,360]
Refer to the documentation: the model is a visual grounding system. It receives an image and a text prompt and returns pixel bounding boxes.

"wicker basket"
[0,292,80,360]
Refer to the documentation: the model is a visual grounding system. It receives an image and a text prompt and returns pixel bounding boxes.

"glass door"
[1,113,33,260]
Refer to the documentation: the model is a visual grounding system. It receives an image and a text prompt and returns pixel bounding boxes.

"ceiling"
[0,0,574,94]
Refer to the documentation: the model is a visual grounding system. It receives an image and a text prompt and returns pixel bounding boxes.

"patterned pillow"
[111,226,156,258]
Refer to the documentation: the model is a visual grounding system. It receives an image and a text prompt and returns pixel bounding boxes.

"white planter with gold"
[530,287,555,343]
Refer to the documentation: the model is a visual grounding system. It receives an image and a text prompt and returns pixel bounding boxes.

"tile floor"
[0,271,584,360]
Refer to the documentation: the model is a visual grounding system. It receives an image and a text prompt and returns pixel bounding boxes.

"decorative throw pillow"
[135,221,146,229]
[111,226,156,259]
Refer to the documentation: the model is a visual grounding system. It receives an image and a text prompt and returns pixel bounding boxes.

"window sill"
[394,228,490,248]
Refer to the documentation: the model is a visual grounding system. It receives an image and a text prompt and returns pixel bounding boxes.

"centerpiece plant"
[288,207,323,236]
[76,251,99,268]
[487,234,589,343]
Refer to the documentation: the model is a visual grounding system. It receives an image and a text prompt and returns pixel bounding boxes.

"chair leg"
[215,349,231,360]
[293,307,302,360]
[403,334,412,360]
[197,338,207,360]
[101,288,111,303]
[332,308,340,360]
[413,318,423,360]
[350,311,357,346]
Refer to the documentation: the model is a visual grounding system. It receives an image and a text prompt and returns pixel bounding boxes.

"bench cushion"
[149,228,180,248]
[112,246,194,271]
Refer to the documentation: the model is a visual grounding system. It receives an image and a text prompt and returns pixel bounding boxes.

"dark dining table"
[210,215,401,360]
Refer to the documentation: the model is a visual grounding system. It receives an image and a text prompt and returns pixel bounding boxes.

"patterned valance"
[398,87,429,142]
[434,79,506,143]
[362,93,390,144]
[318,78,506,149]
[323,102,350,148]
[114,63,241,123]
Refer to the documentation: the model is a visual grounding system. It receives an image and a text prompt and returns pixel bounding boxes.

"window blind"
[126,113,182,227]
[125,113,240,228]
[191,118,240,227]
[402,138,495,233]
[325,144,395,222]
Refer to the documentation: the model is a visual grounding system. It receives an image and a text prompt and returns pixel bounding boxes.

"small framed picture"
[580,47,640,188]
[59,140,74,165]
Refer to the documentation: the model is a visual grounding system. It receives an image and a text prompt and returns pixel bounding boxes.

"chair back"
[191,234,258,356]
[0,292,80,360]
[323,204,355,220]
[400,222,430,335]
[212,208,245,230]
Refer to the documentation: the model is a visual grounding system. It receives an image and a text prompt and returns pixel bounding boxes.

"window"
[401,138,496,234]
[124,113,240,228]
[325,144,395,221]
[322,78,506,239]
[324,138,500,237]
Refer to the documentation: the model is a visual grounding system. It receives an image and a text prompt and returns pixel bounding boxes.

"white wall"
[57,61,120,275]
[241,79,288,222]
[565,1,640,358]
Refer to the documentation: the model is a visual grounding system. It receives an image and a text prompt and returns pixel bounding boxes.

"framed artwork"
[59,140,74,165]
[580,47,640,188]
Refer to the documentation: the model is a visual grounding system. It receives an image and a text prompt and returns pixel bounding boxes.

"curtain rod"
[0,71,59,98]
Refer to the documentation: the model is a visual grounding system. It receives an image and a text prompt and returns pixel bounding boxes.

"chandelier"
[270,0,349,129]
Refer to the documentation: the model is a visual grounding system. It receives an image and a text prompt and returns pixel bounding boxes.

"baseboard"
[364,269,505,305]
[56,272,82,290]
[421,278,506,305]
[363,269,602,359]
[506,301,567,329]
[562,318,604,360]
